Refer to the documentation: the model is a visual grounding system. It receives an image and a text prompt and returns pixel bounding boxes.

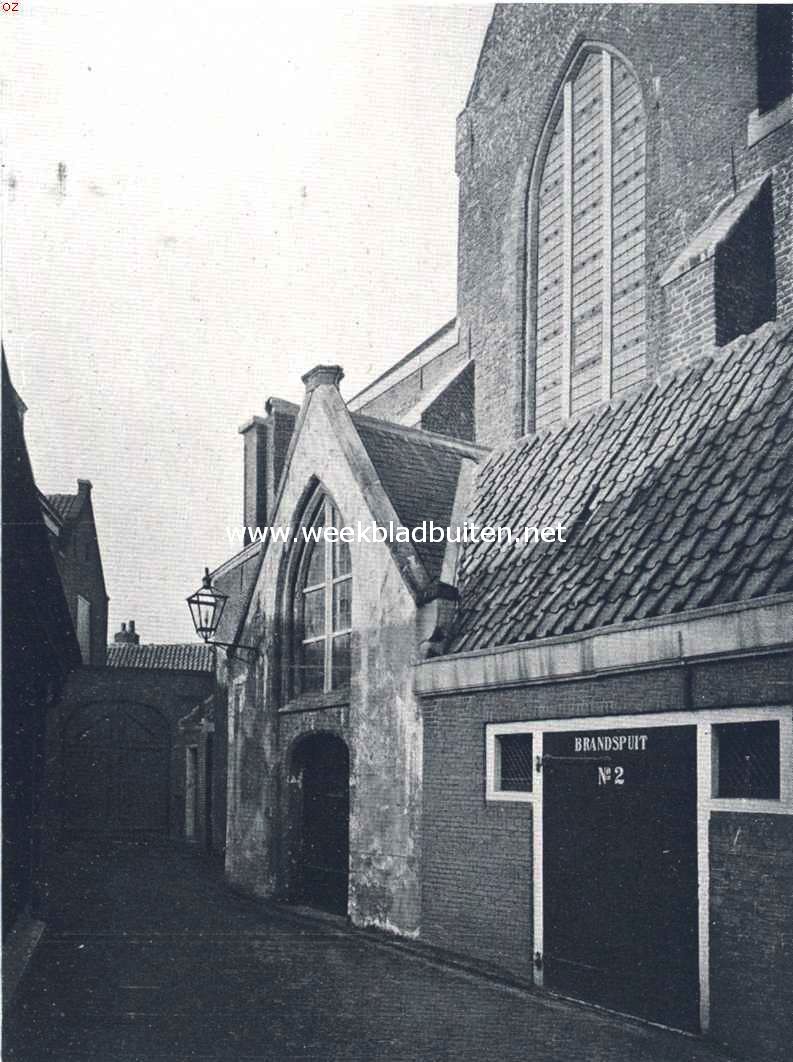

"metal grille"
[498,733,533,792]
[715,721,780,800]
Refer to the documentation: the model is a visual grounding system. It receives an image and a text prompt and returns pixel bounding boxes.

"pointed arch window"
[532,48,646,431]
[294,496,352,695]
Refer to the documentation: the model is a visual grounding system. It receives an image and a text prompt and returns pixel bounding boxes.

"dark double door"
[296,735,349,915]
[543,725,699,1031]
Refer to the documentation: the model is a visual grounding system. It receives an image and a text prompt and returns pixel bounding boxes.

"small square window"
[497,733,534,793]
[714,721,780,800]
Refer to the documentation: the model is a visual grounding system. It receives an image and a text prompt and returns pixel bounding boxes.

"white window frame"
[486,728,535,803]
[296,496,352,695]
[484,705,793,1034]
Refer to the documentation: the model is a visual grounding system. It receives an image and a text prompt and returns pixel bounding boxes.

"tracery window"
[532,48,646,430]
[294,496,352,695]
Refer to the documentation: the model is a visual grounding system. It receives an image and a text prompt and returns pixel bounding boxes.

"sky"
[1,1,493,643]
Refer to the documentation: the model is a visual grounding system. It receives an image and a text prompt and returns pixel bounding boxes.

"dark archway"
[289,733,349,915]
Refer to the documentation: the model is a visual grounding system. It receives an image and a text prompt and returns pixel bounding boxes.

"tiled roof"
[106,643,214,672]
[45,493,83,523]
[449,322,793,653]
[353,416,484,580]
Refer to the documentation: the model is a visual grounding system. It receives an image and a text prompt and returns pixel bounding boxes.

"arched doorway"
[62,701,169,836]
[290,733,349,915]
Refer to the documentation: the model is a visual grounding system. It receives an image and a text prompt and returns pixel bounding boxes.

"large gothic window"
[532,48,646,431]
[294,496,352,695]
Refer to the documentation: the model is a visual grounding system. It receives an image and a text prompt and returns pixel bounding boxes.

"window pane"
[498,734,533,792]
[715,721,780,799]
[302,587,325,640]
[305,536,325,587]
[331,633,351,690]
[301,638,325,694]
[333,532,352,577]
[333,577,352,632]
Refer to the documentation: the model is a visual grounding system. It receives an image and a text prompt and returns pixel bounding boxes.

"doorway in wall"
[542,724,699,1031]
[290,733,349,915]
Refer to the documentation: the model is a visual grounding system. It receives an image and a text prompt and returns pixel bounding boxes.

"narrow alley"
[5,841,736,1062]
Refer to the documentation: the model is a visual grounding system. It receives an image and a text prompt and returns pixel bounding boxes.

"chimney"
[238,398,299,543]
[239,415,268,534]
[113,620,140,645]
[301,364,344,393]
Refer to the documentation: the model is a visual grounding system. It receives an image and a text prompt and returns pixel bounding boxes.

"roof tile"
[449,323,793,651]
[106,643,214,672]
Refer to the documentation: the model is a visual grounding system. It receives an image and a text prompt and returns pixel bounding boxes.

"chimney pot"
[301,365,344,393]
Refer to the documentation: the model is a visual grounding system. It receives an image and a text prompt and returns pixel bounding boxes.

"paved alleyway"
[5,842,736,1062]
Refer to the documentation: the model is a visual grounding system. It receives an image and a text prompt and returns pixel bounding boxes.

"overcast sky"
[1,2,492,643]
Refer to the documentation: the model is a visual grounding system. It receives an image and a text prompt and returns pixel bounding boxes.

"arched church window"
[294,496,352,695]
[532,48,646,430]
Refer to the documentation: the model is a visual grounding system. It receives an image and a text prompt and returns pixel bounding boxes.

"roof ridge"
[351,411,487,459]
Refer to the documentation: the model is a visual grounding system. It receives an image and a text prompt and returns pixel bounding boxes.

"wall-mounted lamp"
[187,568,259,659]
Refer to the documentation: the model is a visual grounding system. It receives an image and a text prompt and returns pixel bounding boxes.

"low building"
[46,628,215,845]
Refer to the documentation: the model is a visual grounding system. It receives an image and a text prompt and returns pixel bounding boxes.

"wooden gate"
[63,702,169,836]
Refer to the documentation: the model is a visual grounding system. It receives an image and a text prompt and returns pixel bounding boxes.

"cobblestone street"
[4,841,738,1062]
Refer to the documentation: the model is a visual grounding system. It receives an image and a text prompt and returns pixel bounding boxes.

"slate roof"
[106,643,214,672]
[449,322,793,653]
[353,416,484,580]
[45,492,84,523]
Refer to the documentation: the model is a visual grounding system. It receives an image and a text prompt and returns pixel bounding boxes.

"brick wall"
[47,666,214,845]
[715,177,777,346]
[420,361,475,441]
[420,650,793,1059]
[456,4,793,447]
[710,813,793,1062]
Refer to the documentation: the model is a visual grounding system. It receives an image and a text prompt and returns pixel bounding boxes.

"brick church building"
[209,7,792,1059]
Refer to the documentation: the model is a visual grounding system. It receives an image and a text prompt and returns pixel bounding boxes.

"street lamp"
[187,567,258,658]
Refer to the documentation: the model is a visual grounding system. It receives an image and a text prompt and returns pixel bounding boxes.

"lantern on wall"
[187,568,228,643]
[187,568,259,658]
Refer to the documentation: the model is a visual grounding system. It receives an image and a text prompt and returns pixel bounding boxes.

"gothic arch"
[523,41,647,432]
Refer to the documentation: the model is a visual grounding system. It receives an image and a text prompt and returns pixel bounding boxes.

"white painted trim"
[486,706,792,1034]
[532,730,544,988]
[485,728,534,803]
[415,593,793,696]
[696,721,711,1033]
[346,323,459,411]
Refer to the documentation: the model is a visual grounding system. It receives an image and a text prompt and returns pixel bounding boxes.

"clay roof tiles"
[106,643,214,672]
[45,493,83,523]
[449,322,793,653]
[352,416,484,581]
